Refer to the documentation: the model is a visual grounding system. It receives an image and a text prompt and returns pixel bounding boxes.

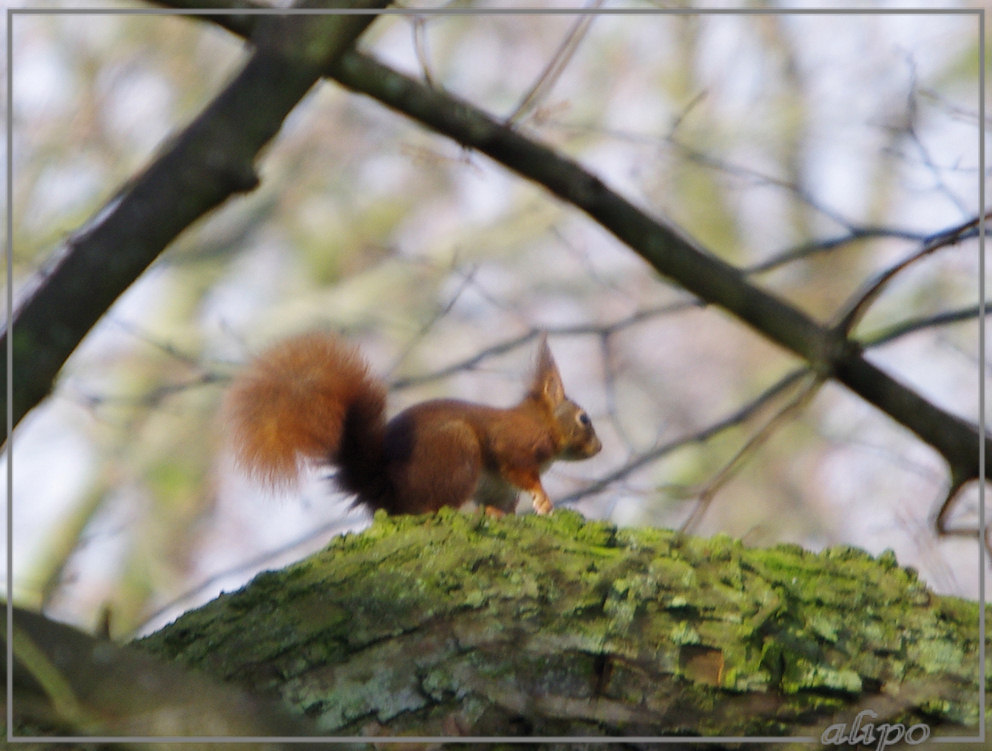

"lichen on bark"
[137,509,989,739]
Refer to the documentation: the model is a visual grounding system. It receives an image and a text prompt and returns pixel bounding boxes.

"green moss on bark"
[138,510,989,738]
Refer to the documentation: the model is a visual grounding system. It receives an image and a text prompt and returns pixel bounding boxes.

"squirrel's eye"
[577,412,591,427]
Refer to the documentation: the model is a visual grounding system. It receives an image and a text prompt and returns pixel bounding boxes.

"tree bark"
[135,510,989,744]
[3,606,333,749]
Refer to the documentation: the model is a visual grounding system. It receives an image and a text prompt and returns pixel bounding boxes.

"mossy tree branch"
[9,513,986,741]
[136,511,988,741]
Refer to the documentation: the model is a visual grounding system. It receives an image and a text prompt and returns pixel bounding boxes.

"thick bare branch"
[4,1,389,433]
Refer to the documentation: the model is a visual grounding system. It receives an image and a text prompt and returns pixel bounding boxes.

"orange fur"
[224,333,386,489]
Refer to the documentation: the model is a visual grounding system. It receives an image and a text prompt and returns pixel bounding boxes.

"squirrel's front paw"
[531,490,554,516]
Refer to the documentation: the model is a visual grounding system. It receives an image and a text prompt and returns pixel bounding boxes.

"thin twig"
[744,226,927,276]
[834,212,989,337]
[411,15,436,90]
[679,372,823,533]
[389,302,698,391]
[504,0,602,125]
[558,367,810,506]
[862,302,990,348]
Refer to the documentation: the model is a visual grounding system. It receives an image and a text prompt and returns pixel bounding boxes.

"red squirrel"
[224,331,601,515]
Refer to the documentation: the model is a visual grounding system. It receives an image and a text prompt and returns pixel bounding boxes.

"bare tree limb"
[318,49,987,492]
[3,0,389,433]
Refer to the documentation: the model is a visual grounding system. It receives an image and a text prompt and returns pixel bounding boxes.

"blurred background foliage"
[6,0,987,638]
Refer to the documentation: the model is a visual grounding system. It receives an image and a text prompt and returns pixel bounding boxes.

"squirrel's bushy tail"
[224,332,389,500]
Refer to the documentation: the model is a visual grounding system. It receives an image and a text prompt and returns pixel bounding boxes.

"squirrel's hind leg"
[385,420,482,513]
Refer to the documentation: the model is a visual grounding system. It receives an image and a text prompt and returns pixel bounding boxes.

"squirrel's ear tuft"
[532,333,565,405]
